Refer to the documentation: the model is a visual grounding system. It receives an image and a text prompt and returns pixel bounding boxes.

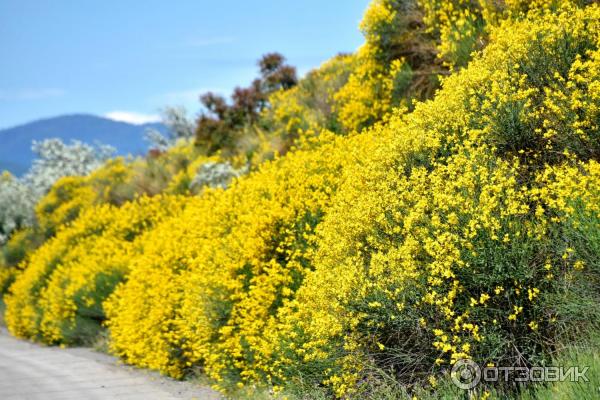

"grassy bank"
[0,297,6,327]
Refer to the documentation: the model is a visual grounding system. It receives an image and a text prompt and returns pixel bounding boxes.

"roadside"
[0,326,222,400]
[0,298,5,327]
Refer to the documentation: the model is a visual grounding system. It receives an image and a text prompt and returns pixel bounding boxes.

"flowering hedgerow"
[3,1,600,399]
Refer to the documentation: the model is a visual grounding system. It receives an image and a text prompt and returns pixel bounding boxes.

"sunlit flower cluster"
[5,194,185,344]
[104,130,380,386]
[334,0,413,132]
[419,0,578,69]
[267,4,600,396]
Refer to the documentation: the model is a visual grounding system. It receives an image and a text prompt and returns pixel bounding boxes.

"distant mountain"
[0,114,168,176]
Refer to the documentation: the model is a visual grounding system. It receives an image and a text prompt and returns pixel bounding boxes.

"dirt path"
[0,328,222,400]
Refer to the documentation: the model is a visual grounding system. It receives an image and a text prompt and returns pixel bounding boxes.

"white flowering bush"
[24,139,114,197]
[145,106,195,151]
[0,138,114,244]
[0,173,36,244]
[190,161,247,190]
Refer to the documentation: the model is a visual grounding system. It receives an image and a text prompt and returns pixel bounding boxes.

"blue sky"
[0,1,367,129]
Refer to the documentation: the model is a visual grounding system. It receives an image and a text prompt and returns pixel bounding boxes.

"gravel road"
[0,328,222,400]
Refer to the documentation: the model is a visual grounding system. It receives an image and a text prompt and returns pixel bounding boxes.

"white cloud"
[104,111,161,125]
[0,88,65,101]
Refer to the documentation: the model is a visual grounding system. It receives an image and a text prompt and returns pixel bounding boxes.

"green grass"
[518,339,600,400]
[0,297,5,327]
[435,335,600,400]
[264,333,600,400]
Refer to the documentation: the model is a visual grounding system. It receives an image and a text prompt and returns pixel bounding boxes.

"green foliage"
[521,336,600,400]
[1,229,38,269]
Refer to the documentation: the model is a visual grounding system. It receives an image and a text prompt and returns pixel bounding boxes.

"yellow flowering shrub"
[133,141,214,195]
[0,266,16,296]
[5,194,185,344]
[35,158,134,238]
[0,228,41,295]
[335,47,411,132]
[36,143,211,238]
[330,0,587,134]
[103,196,213,377]
[1,147,208,293]
[35,176,96,237]
[104,130,379,386]
[264,4,600,396]
[264,54,356,141]
[334,0,416,132]
[223,55,357,168]
[418,0,580,69]
[532,160,600,338]
[0,228,39,267]
[164,152,220,195]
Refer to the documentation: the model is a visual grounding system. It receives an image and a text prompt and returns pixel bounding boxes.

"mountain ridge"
[0,114,167,176]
